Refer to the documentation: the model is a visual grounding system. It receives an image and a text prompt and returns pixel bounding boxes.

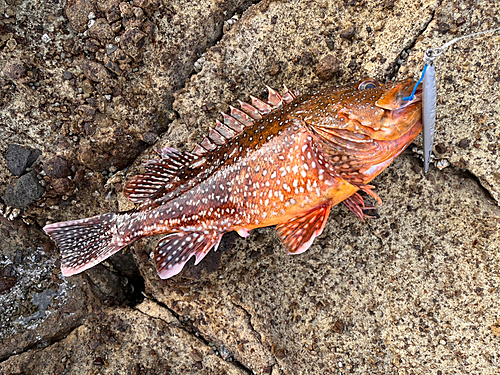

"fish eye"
[358,80,379,90]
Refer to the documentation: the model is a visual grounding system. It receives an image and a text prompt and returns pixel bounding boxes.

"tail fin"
[43,213,124,276]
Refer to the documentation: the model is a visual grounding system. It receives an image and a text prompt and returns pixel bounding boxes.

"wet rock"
[81,60,112,83]
[43,156,72,178]
[3,172,45,209]
[120,27,147,59]
[65,0,95,33]
[6,144,41,176]
[316,54,340,81]
[88,18,114,42]
[3,60,26,81]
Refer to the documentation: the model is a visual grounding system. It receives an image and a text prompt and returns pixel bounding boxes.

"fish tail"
[43,212,128,276]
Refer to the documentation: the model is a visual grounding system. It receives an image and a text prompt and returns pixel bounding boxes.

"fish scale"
[44,79,423,279]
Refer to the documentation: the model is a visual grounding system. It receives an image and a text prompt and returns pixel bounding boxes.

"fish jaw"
[359,119,423,182]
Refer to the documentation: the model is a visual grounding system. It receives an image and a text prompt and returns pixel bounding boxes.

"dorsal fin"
[266,85,282,106]
[124,147,198,203]
[250,95,272,115]
[125,85,300,202]
[191,85,299,156]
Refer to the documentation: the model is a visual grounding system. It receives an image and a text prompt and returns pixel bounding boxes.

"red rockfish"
[44,79,422,279]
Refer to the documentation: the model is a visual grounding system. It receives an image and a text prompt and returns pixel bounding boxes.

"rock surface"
[0,300,247,375]
[399,0,500,205]
[1,0,500,374]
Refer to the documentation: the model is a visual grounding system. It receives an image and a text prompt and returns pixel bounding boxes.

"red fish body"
[44,79,422,279]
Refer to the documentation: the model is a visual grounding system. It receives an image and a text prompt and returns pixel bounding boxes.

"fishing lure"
[404,27,500,173]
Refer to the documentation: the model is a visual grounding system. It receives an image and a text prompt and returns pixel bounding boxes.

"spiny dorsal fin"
[125,86,300,201]
[192,85,299,156]
[266,85,282,106]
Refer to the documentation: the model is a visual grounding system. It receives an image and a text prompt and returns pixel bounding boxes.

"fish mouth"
[376,80,423,110]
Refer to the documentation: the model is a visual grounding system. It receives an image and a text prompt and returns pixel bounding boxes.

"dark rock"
[316,54,339,81]
[340,25,356,39]
[120,27,147,59]
[65,0,95,33]
[104,59,121,75]
[6,144,41,176]
[63,70,74,80]
[435,143,447,154]
[81,60,112,83]
[84,38,101,53]
[0,265,17,294]
[43,156,72,178]
[3,172,45,209]
[89,18,114,42]
[458,139,470,149]
[143,132,158,145]
[300,52,313,66]
[3,60,26,81]
[456,16,466,26]
[437,22,450,34]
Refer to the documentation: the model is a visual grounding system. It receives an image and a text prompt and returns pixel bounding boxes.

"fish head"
[335,78,422,141]
[306,78,423,182]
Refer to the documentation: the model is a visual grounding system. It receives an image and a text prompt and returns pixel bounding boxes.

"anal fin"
[154,231,222,279]
[276,202,332,255]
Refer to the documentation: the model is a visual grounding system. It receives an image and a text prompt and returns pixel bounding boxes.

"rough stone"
[81,60,113,83]
[88,18,115,42]
[3,60,26,81]
[3,172,45,209]
[0,300,247,375]
[5,144,40,176]
[51,177,74,195]
[3,0,500,373]
[65,0,95,33]
[120,27,147,59]
[316,54,340,81]
[43,156,72,179]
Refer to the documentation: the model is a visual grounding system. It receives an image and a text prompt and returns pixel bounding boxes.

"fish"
[43,78,422,279]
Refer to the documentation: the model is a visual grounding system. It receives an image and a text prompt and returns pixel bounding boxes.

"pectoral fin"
[343,192,377,222]
[276,202,332,255]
